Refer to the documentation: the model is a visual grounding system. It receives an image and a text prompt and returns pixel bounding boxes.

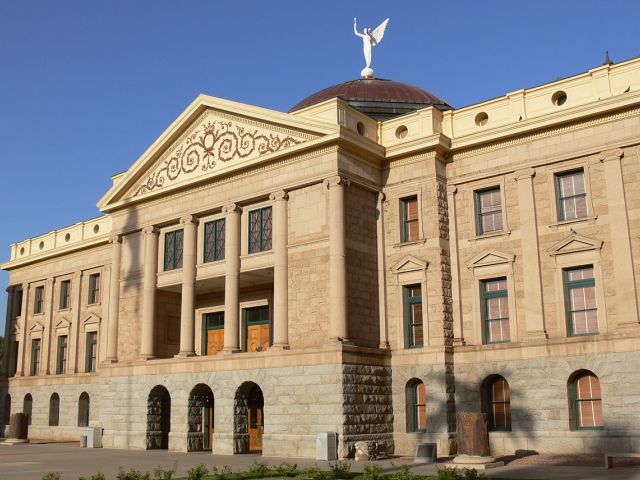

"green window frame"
[555,169,587,221]
[248,207,272,254]
[243,306,270,351]
[404,285,423,348]
[30,338,41,376]
[163,229,184,271]
[407,381,427,432]
[56,335,67,375]
[49,393,60,427]
[486,376,511,431]
[400,196,419,242]
[85,332,97,373]
[563,266,598,336]
[59,280,71,310]
[34,286,44,314]
[11,341,19,376]
[204,219,225,263]
[16,289,23,316]
[202,311,224,355]
[475,187,503,235]
[572,372,604,430]
[88,273,100,305]
[481,278,510,344]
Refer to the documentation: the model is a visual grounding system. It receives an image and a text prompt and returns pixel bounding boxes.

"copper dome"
[289,78,451,120]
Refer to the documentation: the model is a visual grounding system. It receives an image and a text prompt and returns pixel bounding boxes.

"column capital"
[323,175,350,189]
[108,234,122,244]
[599,148,624,163]
[269,190,289,201]
[46,278,55,286]
[179,214,199,226]
[446,185,458,195]
[142,226,160,236]
[73,271,82,280]
[514,168,536,181]
[222,203,242,214]
[377,191,386,203]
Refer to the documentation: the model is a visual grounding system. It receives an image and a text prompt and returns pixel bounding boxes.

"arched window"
[3,394,11,425]
[78,392,90,427]
[570,371,603,429]
[23,394,33,426]
[405,379,426,432]
[483,375,511,431]
[49,393,60,426]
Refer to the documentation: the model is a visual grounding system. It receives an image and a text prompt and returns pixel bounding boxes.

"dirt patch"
[497,453,640,468]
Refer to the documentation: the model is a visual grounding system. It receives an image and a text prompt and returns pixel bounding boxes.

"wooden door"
[202,405,214,450]
[248,404,263,452]
[207,329,224,355]
[246,324,270,352]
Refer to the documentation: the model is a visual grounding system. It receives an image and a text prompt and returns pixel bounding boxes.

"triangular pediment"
[98,95,337,210]
[391,255,429,274]
[29,321,44,334]
[466,249,515,269]
[83,313,101,327]
[55,318,72,331]
[548,234,603,256]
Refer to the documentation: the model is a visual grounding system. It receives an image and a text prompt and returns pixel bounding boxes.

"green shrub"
[329,461,351,479]
[390,465,412,480]
[362,464,381,480]
[81,474,105,480]
[276,462,298,476]
[187,464,209,480]
[42,474,61,480]
[436,467,463,480]
[211,465,233,480]
[296,466,330,480]
[152,464,177,480]
[462,469,482,480]
[248,461,271,478]
[117,468,151,480]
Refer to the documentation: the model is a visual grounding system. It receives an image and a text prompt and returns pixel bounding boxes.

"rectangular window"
[481,278,510,344]
[30,338,41,376]
[244,306,270,352]
[475,187,503,235]
[404,285,423,348]
[555,169,588,221]
[203,311,225,355]
[86,332,97,373]
[16,289,23,316]
[59,280,71,310]
[11,341,19,376]
[88,273,101,305]
[164,229,184,271]
[56,335,68,374]
[204,219,225,263]
[248,207,273,254]
[564,266,598,336]
[34,286,44,314]
[400,196,419,242]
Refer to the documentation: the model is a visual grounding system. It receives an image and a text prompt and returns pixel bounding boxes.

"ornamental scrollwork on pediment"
[134,120,304,196]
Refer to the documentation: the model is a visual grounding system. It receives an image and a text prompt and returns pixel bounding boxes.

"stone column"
[70,272,82,373]
[447,185,465,346]
[270,191,290,349]
[324,175,350,342]
[141,226,159,359]
[600,148,639,327]
[376,192,389,349]
[41,278,55,375]
[106,235,122,362]
[16,283,29,377]
[222,204,241,353]
[178,215,198,357]
[515,168,547,340]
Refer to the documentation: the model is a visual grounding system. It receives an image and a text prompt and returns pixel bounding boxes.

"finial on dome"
[602,50,613,66]
[354,17,389,79]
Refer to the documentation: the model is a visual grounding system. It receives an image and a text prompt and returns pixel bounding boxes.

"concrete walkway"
[0,442,639,480]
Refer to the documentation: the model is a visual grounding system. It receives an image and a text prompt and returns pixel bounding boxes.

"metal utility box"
[415,442,437,463]
[316,431,338,460]
[82,427,103,448]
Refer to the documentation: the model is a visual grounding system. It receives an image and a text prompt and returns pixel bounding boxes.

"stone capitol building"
[1,51,640,458]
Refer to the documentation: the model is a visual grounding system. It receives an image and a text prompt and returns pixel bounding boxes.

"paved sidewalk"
[1,442,639,480]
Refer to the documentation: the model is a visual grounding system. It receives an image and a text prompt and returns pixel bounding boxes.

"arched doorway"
[147,385,171,450]
[234,382,264,454]
[78,392,90,427]
[23,394,33,426]
[187,384,214,452]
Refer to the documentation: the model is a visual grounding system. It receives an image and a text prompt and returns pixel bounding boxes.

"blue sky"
[1,0,639,333]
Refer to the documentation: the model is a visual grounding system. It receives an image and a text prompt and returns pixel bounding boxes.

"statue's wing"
[370,18,389,44]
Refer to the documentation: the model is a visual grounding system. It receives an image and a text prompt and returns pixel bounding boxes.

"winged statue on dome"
[354,17,390,78]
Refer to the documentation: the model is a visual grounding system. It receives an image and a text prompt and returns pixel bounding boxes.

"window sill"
[58,307,71,313]
[548,216,597,230]
[32,312,44,317]
[468,230,511,243]
[242,249,273,259]
[393,239,427,249]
